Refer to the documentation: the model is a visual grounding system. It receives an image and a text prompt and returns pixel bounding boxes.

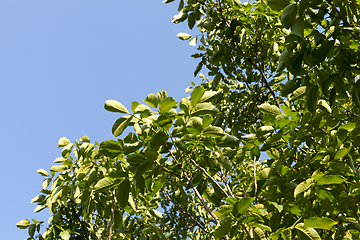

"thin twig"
[183,171,220,224]
[162,189,209,233]
[190,158,229,198]
[219,170,235,197]
[71,205,90,240]
[165,146,219,224]
[253,157,258,204]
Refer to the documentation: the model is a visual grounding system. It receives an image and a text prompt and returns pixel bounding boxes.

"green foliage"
[18,0,360,239]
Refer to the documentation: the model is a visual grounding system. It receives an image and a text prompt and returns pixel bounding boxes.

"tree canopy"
[17,0,360,239]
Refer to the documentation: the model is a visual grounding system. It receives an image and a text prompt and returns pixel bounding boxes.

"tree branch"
[190,158,229,198]
[215,0,280,108]
[183,171,220,224]
[71,204,90,240]
[162,189,209,233]
[218,169,235,198]
[253,157,258,204]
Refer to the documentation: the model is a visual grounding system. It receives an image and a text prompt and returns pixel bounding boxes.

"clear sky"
[0,1,200,238]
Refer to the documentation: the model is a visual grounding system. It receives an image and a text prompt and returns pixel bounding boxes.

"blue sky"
[0,1,200,238]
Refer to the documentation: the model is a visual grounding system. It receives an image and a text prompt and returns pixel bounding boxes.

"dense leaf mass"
[18,0,360,239]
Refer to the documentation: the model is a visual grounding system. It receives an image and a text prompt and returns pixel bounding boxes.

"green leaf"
[186,117,203,134]
[190,102,218,116]
[198,90,222,103]
[339,122,356,130]
[258,103,281,116]
[117,179,130,209]
[214,217,232,239]
[253,223,272,232]
[94,177,121,192]
[232,197,255,216]
[127,153,146,165]
[134,104,152,114]
[292,17,304,37]
[112,115,133,137]
[104,100,129,114]
[281,3,298,28]
[134,160,153,179]
[191,86,206,106]
[189,36,197,46]
[304,217,338,230]
[159,97,177,113]
[316,175,345,185]
[294,178,314,197]
[202,126,224,137]
[256,126,274,137]
[334,146,352,160]
[16,219,30,229]
[144,93,159,108]
[99,140,123,158]
[214,205,233,219]
[305,85,319,114]
[150,131,167,148]
[290,86,306,101]
[267,0,291,11]
[318,99,331,114]
[60,230,70,240]
[79,135,90,143]
[295,224,321,240]
[37,169,49,177]
[34,205,46,213]
[253,227,266,240]
[277,49,291,72]
[177,32,191,40]
[217,134,240,147]
[58,137,70,147]
[50,165,67,172]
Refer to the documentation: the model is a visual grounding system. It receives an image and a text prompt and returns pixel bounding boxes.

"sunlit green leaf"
[104,100,129,114]
[191,86,206,106]
[37,169,49,177]
[159,97,177,113]
[316,175,345,185]
[16,219,30,229]
[177,32,191,40]
[58,137,70,147]
[258,103,281,116]
[294,178,314,197]
[94,177,121,192]
[304,217,338,230]
[295,224,321,240]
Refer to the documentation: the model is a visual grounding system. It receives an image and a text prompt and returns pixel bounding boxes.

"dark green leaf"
[117,179,130,209]
[214,217,232,239]
[281,3,298,28]
[267,0,291,11]
[112,116,133,137]
[305,85,319,114]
